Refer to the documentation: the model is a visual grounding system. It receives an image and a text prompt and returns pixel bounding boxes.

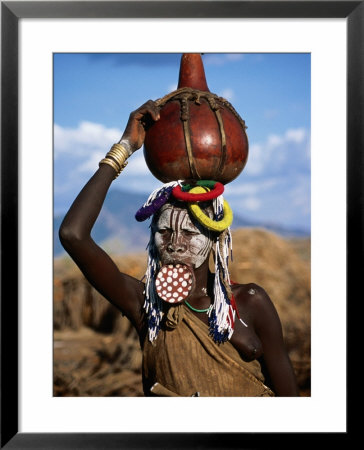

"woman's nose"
[167,233,187,253]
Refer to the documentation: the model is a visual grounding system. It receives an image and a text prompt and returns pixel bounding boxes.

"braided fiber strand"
[208,228,235,342]
[143,236,164,342]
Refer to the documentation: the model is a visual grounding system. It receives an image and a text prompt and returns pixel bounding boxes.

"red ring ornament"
[172,182,224,202]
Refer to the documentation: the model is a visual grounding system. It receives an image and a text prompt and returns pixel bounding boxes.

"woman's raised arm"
[59,101,160,334]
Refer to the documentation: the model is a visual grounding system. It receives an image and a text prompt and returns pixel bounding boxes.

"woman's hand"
[120,100,160,153]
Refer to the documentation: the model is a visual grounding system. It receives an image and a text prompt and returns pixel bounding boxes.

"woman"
[59,100,299,397]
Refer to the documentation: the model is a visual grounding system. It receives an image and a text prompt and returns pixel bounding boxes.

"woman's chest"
[229,320,263,361]
[187,309,263,361]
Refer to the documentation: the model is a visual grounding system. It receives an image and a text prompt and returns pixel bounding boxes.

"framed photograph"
[2,1,360,448]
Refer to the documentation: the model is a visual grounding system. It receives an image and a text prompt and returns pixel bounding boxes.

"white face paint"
[153,205,213,269]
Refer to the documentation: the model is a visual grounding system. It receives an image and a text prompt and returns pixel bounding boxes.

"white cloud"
[54,121,122,158]
[289,175,311,213]
[54,121,156,209]
[76,147,149,176]
[245,127,310,176]
[225,54,244,62]
[224,127,310,229]
[126,151,150,175]
[204,54,244,66]
[263,108,279,120]
[245,143,265,176]
[242,197,261,211]
[167,83,178,93]
[267,134,283,147]
[77,151,105,173]
[285,128,306,143]
[226,182,259,196]
[226,179,279,196]
[220,88,235,101]
[54,121,153,178]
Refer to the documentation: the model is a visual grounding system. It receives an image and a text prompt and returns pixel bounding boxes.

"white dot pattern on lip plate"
[156,264,193,303]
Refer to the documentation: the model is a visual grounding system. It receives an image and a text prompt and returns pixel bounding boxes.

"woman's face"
[153,205,213,269]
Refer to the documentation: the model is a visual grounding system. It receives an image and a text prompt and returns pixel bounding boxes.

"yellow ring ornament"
[188,186,233,232]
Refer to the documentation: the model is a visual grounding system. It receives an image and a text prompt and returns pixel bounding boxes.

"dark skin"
[59,100,299,397]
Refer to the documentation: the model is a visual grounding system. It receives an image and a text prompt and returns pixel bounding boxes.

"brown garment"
[142,304,274,397]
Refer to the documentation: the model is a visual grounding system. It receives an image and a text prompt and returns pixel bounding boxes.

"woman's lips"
[161,256,195,269]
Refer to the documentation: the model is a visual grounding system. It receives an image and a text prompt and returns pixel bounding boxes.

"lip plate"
[155,263,195,304]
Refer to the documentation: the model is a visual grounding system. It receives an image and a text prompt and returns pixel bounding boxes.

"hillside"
[54,228,311,397]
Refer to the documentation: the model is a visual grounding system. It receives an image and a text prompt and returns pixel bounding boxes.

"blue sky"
[54,53,310,232]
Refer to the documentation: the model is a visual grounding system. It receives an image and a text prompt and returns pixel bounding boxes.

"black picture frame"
[1,1,359,448]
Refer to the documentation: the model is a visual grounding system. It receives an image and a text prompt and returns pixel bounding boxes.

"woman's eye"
[183,230,198,235]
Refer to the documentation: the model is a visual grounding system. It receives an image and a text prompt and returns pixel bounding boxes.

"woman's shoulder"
[231,282,270,303]
[231,282,278,321]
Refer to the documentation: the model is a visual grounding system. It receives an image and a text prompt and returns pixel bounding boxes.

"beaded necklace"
[184,300,210,313]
